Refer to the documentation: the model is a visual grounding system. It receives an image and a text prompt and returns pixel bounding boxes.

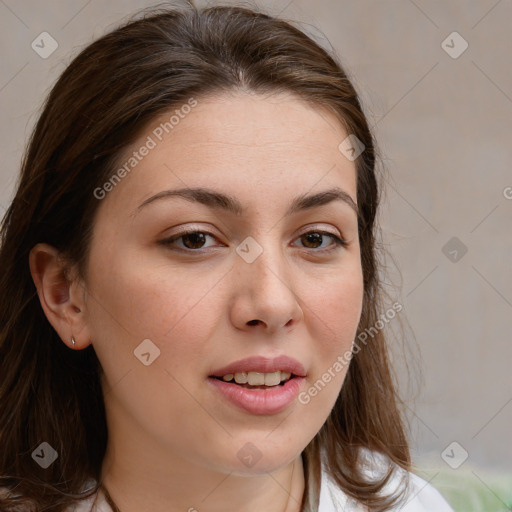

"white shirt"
[318,463,454,511]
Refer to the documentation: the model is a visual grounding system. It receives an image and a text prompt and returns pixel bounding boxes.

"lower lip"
[208,376,305,415]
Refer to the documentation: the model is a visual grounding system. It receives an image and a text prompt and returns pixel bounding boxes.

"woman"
[0,3,454,511]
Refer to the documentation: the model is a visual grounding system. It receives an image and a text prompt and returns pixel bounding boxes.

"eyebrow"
[135,186,358,218]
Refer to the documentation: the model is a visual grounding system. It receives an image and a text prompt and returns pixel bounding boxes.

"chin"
[228,461,291,477]
[227,445,302,477]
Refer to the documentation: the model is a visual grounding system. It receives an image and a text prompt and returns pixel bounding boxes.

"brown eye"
[294,231,347,251]
[300,232,323,249]
[161,230,218,251]
[180,232,207,249]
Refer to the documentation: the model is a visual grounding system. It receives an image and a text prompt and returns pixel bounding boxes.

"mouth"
[208,355,307,414]
[208,372,305,415]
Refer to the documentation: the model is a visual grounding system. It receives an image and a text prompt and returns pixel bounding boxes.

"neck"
[100,443,305,512]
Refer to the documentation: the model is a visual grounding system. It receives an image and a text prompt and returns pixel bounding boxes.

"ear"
[29,243,91,350]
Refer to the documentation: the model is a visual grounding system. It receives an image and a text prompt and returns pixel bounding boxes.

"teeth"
[247,372,265,385]
[221,371,292,386]
[235,372,248,384]
[263,371,281,386]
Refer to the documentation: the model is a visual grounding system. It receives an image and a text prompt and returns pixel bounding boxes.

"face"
[83,91,364,476]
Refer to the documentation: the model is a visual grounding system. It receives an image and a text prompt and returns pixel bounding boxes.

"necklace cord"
[102,483,121,512]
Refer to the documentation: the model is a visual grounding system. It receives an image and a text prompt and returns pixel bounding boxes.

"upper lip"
[210,355,306,378]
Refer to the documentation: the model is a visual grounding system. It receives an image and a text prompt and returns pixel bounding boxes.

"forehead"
[155,91,351,159]
[100,91,357,217]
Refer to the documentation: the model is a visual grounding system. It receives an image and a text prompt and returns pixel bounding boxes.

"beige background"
[1,0,511,498]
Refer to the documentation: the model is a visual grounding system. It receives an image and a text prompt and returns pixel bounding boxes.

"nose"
[229,243,304,334]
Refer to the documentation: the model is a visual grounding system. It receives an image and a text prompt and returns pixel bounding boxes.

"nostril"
[247,320,260,326]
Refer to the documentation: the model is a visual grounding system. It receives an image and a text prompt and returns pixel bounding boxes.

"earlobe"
[29,243,91,350]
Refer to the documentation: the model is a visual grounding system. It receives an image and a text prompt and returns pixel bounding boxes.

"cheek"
[86,251,214,338]
[84,250,225,388]
[84,254,220,440]
[299,266,363,410]
[308,265,364,348]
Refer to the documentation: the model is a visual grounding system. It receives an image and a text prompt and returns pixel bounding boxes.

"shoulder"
[318,449,454,512]
[398,471,455,511]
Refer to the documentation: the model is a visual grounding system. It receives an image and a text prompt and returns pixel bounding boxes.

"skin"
[30,91,364,512]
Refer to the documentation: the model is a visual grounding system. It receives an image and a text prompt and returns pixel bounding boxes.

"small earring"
[71,336,76,347]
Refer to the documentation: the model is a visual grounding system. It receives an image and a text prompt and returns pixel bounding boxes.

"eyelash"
[160,229,348,254]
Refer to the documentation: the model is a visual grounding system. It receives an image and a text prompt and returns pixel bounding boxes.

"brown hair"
[0,2,411,511]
